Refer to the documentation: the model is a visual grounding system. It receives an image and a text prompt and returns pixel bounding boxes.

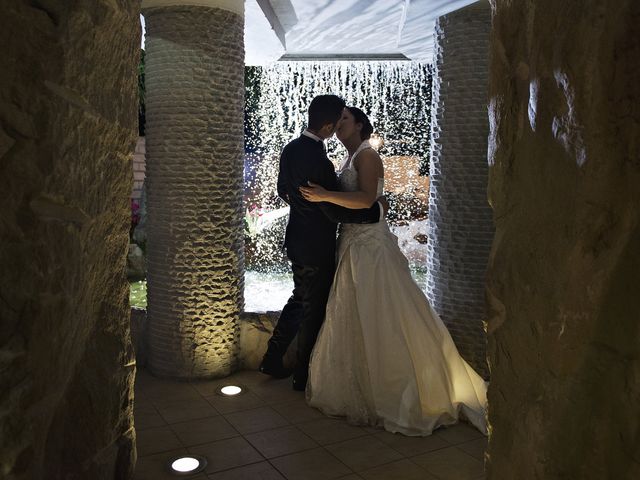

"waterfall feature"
[244,62,432,311]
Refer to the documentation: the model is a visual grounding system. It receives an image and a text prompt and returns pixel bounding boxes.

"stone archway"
[3,0,639,478]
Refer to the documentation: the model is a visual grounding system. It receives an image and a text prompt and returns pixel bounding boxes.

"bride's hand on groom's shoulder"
[299,181,328,202]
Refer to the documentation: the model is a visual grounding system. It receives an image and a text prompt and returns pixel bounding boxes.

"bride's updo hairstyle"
[347,107,374,140]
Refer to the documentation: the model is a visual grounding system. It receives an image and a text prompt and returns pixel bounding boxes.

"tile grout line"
[265,445,357,480]
[202,458,266,478]
[135,371,487,478]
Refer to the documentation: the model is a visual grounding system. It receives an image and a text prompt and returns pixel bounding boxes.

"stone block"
[486,0,640,477]
[0,2,140,478]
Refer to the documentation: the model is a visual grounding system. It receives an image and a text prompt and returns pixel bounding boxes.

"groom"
[259,94,384,391]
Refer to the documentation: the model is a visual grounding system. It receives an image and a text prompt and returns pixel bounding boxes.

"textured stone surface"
[143,6,245,379]
[131,309,289,371]
[0,2,140,479]
[238,311,296,370]
[238,312,277,370]
[426,3,493,378]
[486,1,640,478]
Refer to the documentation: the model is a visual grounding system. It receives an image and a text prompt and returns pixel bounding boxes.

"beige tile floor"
[134,368,486,480]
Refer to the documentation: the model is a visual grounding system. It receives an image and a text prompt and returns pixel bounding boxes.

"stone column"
[487,0,640,478]
[142,0,245,379]
[426,2,493,378]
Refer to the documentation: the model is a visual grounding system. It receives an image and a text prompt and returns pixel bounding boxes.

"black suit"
[265,132,381,382]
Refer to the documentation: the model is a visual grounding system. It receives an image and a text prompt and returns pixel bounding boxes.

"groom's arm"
[277,151,290,204]
[320,201,381,224]
[311,159,381,224]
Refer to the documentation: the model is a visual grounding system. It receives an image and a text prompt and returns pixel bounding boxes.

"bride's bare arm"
[300,150,383,209]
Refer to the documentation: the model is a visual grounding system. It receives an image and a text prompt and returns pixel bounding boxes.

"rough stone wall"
[133,309,287,372]
[486,1,640,478]
[143,6,245,379]
[238,311,296,370]
[0,2,140,480]
[426,2,493,378]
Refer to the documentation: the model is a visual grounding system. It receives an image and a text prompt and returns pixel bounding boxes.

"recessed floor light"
[217,385,243,396]
[169,455,207,475]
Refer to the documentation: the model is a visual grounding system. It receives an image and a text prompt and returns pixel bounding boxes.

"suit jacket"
[277,133,381,266]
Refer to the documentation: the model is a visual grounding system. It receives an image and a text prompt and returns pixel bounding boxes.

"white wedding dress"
[306,140,488,436]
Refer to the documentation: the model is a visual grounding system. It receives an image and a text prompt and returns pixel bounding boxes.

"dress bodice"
[338,140,384,195]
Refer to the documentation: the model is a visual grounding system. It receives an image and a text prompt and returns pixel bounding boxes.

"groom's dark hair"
[308,95,346,131]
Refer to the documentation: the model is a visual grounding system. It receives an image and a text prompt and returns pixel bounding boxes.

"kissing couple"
[260,94,487,436]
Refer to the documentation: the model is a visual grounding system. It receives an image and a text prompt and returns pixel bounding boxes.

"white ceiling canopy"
[245,0,485,65]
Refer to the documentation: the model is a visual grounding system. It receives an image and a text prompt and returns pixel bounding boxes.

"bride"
[299,106,488,436]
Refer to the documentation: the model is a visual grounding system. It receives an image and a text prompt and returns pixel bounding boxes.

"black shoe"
[259,356,293,379]
[292,376,307,391]
[292,367,308,391]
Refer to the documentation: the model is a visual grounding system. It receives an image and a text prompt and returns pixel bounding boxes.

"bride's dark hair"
[347,107,374,140]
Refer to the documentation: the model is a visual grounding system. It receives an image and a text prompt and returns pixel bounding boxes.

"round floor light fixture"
[217,385,243,396]
[168,455,207,476]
